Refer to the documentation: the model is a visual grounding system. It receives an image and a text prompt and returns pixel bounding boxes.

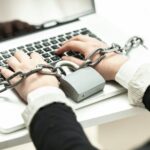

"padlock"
[60,67,105,102]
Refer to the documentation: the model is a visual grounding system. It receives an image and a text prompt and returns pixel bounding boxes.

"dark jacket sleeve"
[134,86,150,150]
[143,86,150,111]
[29,85,150,150]
[30,102,98,150]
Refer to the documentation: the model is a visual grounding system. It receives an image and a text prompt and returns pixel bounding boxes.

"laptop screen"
[0,0,95,41]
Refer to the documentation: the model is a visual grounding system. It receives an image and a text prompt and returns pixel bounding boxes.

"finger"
[7,56,21,71]
[30,52,46,64]
[0,67,21,85]
[66,35,92,43]
[62,35,88,45]
[62,56,84,66]
[14,51,30,62]
[0,67,14,79]
[56,41,87,55]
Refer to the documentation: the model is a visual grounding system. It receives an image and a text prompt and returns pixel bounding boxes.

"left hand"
[0,51,59,102]
[56,35,128,80]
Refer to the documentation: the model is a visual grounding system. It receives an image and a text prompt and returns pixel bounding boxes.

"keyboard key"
[66,51,75,56]
[58,34,64,37]
[27,52,32,56]
[50,40,58,44]
[43,42,51,47]
[3,60,7,64]
[50,36,56,40]
[22,49,28,53]
[75,54,84,59]
[9,48,16,52]
[43,47,52,52]
[34,41,41,44]
[73,30,79,33]
[17,46,24,49]
[58,38,66,42]
[73,33,79,36]
[44,59,52,64]
[0,62,3,66]
[10,51,16,55]
[81,28,87,31]
[66,32,71,35]
[51,56,61,62]
[2,54,11,59]
[81,30,90,35]
[42,39,48,42]
[0,51,8,54]
[35,44,43,49]
[36,50,44,54]
[51,45,59,50]
[25,44,32,47]
[27,47,35,51]
[0,77,4,82]
[0,56,3,60]
[42,53,50,58]
[66,36,72,39]
[50,51,55,55]
[59,43,62,47]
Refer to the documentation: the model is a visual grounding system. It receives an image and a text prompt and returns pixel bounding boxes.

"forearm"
[22,87,97,150]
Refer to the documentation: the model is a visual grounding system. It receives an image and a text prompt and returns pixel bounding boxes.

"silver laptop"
[0,0,127,133]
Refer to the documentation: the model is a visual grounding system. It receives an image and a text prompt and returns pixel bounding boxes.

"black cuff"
[143,86,150,111]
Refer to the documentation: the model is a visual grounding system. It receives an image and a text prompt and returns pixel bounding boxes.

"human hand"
[0,20,35,38]
[0,51,59,102]
[56,35,128,81]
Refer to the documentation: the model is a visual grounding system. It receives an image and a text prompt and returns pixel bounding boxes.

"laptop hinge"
[36,18,80,30]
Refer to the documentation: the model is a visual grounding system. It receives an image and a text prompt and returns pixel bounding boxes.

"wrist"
[93,53,128,81]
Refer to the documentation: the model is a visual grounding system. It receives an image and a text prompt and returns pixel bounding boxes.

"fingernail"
[62,56,67,59]
[55,50,59,54]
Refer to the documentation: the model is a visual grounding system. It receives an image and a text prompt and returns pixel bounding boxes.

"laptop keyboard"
[0,28,101,82]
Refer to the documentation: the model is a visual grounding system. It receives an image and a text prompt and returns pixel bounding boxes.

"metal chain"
[0,62,79,92]
[0,64,59,93]
[79,36,148,68]
[0,36,148,93]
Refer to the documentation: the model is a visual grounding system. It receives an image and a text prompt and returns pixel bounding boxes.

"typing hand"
[0,20,35,39]
[56,35,128,81]
[0,51,59,102]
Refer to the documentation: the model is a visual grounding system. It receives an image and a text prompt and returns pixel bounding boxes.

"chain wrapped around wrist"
[0,36,148,93]
[79,36,148,68]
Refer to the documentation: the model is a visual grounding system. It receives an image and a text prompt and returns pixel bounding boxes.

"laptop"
[0,0,127,133]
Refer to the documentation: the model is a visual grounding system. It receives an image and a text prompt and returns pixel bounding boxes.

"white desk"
[0,0,150,149]
[0,93,147,149]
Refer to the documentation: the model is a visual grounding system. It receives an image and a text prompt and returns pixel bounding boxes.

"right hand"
[0,51,59,102]
[56,35,128,81]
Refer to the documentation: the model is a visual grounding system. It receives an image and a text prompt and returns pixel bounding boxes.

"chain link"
[0,64,58,92]
[0,36,148,93]
[79,36,147,68]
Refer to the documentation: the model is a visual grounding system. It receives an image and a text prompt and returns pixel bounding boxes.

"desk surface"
[0,0,150,149]
[0,93,147,149]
